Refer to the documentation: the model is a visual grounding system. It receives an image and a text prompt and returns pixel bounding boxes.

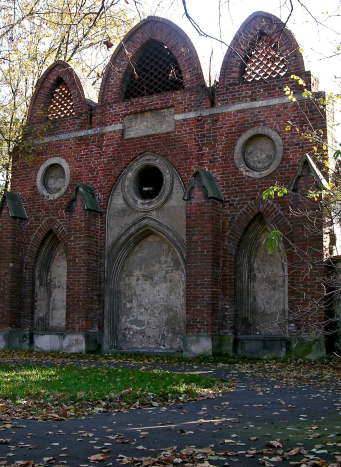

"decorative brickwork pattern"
[243,33,287,82]
[48,81,75,119]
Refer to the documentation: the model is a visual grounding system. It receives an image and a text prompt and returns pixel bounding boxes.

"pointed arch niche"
[105,218,185,351]
[236,213,287,336]
[34,232,67,332]
[105,153,186,352]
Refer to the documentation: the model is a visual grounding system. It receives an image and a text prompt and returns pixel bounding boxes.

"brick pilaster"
[66,194,101,332]
[185,175,223,337]
[0,201,26,329]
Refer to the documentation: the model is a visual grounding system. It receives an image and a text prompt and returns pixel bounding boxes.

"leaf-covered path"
[0,352,341,466]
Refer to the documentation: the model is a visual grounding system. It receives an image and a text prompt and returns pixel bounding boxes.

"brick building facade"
[0,12,332,357]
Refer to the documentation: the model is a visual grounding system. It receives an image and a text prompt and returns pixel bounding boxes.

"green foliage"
[334,149,341,160]
[0,0,136,189]
[262,185,288,200]
[263,230,283,254]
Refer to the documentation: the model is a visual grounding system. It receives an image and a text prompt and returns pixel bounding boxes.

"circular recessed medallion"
[234,127,283,178]
[37,157,70,200]
[44,164,66,194]
[244,135,276,171]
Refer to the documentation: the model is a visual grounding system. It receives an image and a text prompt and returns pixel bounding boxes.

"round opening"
[44,164,66,194]
[243,135,276,172]
[134,165,164,200]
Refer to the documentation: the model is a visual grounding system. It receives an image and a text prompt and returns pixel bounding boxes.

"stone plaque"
[244,135,276,171]
[123,108,175,139]
[44,164,65,193]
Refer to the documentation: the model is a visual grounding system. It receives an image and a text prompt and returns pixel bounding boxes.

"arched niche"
[105,218,185,351]
[105,153,186,352]
[34,232,67,332]
[236,213,287,336]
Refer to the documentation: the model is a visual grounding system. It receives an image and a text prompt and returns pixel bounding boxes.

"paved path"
[0,360,341,466]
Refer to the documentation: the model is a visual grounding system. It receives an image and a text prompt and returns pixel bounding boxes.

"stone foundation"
[0,331,101,353]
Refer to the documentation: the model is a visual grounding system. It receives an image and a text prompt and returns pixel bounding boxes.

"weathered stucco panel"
[251,233,287,335]
[117,234,185,351]
[35,241,66,332]
[47,243,67,331]
[123,108,175,139]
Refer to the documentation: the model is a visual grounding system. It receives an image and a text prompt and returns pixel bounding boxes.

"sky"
[134,0,341,141]
[140,0,341,95]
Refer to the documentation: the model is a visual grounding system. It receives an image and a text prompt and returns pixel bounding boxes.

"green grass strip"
[0,364,228,418]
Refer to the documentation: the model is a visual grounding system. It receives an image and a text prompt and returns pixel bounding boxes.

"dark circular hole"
[135,165,164,200]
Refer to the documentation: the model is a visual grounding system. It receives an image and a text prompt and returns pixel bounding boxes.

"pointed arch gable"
[99,17,205,104]
[219,11,305,88]
[27,61,88,126]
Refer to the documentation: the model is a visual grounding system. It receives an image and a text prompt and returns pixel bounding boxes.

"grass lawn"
[0,364,229,420]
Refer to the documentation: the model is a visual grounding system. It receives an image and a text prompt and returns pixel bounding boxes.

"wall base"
[0,331,328,359]
[183,335,212,357]
[235,336,287,358]
[212,335,234,356]
[0,330,102,353]
[287,336,326,359]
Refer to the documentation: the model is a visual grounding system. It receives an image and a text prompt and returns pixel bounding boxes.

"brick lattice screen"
[48,82,75,119]
[243,34,287,82]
